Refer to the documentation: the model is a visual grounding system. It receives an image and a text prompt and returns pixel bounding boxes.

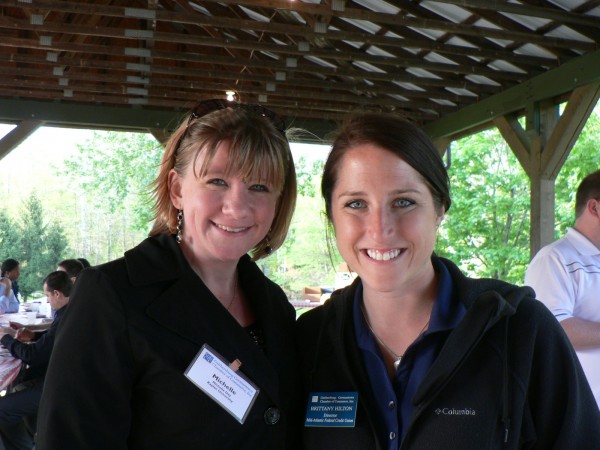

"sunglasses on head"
[184,99,286,134]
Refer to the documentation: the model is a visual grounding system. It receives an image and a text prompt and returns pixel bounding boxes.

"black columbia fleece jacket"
[296,257,600,450]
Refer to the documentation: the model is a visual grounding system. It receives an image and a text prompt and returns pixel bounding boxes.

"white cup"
[41,303,51,317]
[27,311,37,321]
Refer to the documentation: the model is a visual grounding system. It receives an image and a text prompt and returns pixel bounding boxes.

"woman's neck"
[362,268,437,330]
[180,243,255,326]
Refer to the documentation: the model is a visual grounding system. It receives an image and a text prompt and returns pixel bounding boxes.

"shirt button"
[263,407,281,425]
[389,432,397,440]
[388,401,395,409]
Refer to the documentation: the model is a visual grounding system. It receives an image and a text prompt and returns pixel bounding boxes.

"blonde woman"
[38,100,300,449]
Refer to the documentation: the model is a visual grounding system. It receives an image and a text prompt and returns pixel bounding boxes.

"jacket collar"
[326,257,533,403]
[123,234,281,402]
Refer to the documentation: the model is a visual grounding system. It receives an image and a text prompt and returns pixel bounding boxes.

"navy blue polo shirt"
[353,258,465,449]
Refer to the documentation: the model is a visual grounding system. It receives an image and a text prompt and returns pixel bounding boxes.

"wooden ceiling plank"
[423,48,600,140]
[0,0,594,51]
[0,0,598,142]
[0,34,522,96]
[0,69,457,115]
[0,54,491,102]
[0,17,532,82]
[0,50,501,105]
[438,0,600,27]
[194,0,597,50]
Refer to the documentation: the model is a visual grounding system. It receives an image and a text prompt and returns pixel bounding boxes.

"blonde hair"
[149,106,297,260]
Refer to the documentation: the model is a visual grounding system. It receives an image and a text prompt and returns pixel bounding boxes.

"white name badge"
[185,344,259,424]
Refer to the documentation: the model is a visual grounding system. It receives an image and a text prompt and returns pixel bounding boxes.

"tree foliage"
[258,155,340,297]
[0,210,20,263]
[15,192,69,298]
[64,131,162,230]
[435,130,531,282]
[63,131,162,262]
[436,106,600,284]
[554,111,600,237]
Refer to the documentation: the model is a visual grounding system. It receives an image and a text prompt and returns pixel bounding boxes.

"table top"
[1,312,53,332]
[0,308,50,391]
[0,352,22,391]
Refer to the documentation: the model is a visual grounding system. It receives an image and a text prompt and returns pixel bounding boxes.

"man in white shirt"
[525,169,600,408]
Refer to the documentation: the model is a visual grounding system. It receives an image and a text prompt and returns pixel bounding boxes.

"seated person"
[0,271,72,449]
[1,259,20,304]
[56,259,85,284]
[76,257,91,269]
[0,278,19,314]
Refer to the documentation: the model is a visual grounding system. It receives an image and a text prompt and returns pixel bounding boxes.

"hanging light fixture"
[225,90,236,102]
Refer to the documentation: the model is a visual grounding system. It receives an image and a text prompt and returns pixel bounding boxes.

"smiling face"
[169,141,279,266]
[330,144,444,294]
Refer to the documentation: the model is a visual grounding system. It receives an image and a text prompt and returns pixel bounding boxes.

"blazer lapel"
[129,238,282,404]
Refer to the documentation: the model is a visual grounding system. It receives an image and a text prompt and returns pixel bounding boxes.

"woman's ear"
[168,169,183,209]
[436,208,445,229]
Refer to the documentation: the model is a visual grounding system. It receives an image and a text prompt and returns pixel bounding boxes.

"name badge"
[185,344,259,424]
[304,391,358,427]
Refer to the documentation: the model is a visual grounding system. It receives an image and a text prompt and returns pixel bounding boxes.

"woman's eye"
[207,178,226,186]
[345,200,365,209]
[250,184,270,193]
[394,198,414,208]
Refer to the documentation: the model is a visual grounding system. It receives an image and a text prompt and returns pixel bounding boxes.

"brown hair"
[575,169,600,219]
[322,113,451,225]
[149,105,297,260]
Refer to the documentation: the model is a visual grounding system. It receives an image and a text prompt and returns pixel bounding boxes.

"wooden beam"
[0,120,43,160]
[529,175,556,257]
[0,0,593,51]
[493,115,531,175]
[497,82,600,258]
[438,0,600,28]
[542,81,600,179]
[424,49,600,140]
[0,99,336,142]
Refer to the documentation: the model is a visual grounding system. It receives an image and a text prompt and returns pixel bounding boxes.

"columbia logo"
[435,407,477,416]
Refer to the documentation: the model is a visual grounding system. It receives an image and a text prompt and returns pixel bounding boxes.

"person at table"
[0,259,20,307]
[296,113,600,450]
[56,258,85,284]
[36,99,299,450]
[0,271,72,450]
[76,257,91,269]
[0,278,19,315]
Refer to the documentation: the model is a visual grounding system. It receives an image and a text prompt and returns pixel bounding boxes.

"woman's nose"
[222,185,250,217]
[368,207,393,239]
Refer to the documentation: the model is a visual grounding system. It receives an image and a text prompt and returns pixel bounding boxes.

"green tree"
[259,155,340,298]
[63,131,163,263]
[17,192,69,298]
[436,130,531,283]
[435,105,600,284]
[0,210,20,263]
[296,156,324,197]
[554,108,600,237]
[64,131,162,230]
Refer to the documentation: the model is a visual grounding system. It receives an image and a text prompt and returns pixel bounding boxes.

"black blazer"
[36,234,300,450]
